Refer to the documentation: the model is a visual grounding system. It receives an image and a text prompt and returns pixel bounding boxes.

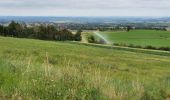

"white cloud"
[0,0,170,16]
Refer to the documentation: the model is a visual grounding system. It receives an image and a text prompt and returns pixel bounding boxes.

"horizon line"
[0,15,170,18]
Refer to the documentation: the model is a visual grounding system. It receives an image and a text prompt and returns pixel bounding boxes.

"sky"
[0,0,170,16]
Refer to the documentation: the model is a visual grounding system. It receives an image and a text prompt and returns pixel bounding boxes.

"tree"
[88,35,96,43]
[21,27,33,38]
[0,25,4,36]
[74,30,82,41]
[46,25,57,40]
[8,21,23,37]
[59,29,73,41]
[0,21,76,41]
[127,26,131,32]
[36,25,48,40]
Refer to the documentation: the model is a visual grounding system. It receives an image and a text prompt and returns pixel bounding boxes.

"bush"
[113,43,170,51]
[87,35,96,43]
[74,30,82,41]
[113,43,119,46]
[143,45,157,50]
[158,47,170,51]
[87,35,107,44]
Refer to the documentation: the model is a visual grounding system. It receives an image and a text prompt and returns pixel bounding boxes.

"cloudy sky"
[0,0,170,16]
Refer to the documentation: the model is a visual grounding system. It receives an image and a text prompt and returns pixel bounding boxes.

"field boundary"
[0,36,169,57]
[68,42,170,57]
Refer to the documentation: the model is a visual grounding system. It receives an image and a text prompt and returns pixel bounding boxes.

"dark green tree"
[0,25,4,36]
[8,21,23,37]
[88,35,96,43]
[74,30,82,41]
[46,25,57,40]
[127,26,131,32]
[0,21,76,41]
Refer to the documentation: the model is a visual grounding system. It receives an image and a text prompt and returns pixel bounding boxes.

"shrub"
[143,45,157,50]
[74,30,82,41]
[113,43,170,51]
[158,47,170,51]
[87,35,96,43]
[113,43,119,46]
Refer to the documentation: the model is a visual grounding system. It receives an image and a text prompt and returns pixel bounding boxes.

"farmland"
[99,30,170,47]
[0,36,170,100]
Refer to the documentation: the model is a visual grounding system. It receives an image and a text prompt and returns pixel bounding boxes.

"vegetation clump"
[0,21,82,41]
[113,43,170,51]
[87,34,107,44]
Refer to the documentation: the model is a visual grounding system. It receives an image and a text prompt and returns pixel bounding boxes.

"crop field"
[99,30,170,47]
[0,36,170,100]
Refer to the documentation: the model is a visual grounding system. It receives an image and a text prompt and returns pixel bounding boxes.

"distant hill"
[1,16,170,24]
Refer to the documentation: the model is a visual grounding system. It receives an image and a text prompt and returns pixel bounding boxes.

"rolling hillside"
[0,36,170,100]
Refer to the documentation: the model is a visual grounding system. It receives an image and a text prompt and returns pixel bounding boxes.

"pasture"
[99,30,170,47]
[0,36,170,100]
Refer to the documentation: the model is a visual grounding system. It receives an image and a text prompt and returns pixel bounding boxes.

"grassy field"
[99,30,170,47]
[0,36,170,100]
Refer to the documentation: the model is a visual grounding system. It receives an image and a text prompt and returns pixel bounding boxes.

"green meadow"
[0,36,170,100]
[99,30,170,47]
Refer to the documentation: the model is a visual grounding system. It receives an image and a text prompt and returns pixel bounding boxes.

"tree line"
[0,21,82,41]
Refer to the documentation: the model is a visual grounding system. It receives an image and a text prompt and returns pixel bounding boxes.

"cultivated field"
[0,36,170,100]
[99,30,170,47]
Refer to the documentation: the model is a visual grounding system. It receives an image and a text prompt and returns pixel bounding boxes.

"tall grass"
[0,36,170,99]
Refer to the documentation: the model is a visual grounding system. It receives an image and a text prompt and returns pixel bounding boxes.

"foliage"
[0,21,81,41]
[126,26,132,32]
[113,43,170,51]
[87,34,96,43]
[87,34,107,44]
[74,30,82,41]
